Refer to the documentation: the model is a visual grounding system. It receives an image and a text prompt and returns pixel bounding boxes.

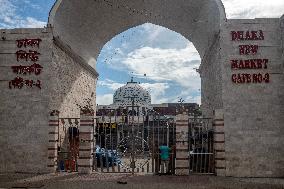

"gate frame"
[188,116,214,175]
[48,109,95,174]
[93,107,176,174]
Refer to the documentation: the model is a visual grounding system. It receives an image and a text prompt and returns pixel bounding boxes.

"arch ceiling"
[49,0,226,64]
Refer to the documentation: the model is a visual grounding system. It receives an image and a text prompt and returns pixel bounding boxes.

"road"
[0,172,283,189]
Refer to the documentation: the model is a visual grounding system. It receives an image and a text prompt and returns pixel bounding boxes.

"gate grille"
[188,118,214,174]
[94,109,176,174]
[57,118,80,172]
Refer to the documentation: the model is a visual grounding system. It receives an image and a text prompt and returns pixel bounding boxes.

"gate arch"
[48,0,227,117]
[49,0,226,58]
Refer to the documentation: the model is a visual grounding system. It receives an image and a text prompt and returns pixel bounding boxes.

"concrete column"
[213,109,225,176]
[78,110,94,174]
[175,112,189,175]
[47,110,59,173]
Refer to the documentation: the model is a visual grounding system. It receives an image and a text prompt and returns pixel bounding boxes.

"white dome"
[113,80,151,107]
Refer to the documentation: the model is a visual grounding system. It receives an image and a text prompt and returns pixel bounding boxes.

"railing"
[188,117,214,174]
[94,112,176,174]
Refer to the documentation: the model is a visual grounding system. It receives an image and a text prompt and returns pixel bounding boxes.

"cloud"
[97,25,202,105]
[97,79,125,91]
[140,83,170,104]
[0,0,46,29]
[121,42,201,90]
[223,0,284,19]
[184,95,201,104]
[141,23,167,43]
[24,17,46,28]
[96,94,113,105]
[154,87,201,105]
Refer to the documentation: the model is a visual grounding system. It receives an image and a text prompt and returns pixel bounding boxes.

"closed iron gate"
[188,117,214,174]
[94,108,176,174]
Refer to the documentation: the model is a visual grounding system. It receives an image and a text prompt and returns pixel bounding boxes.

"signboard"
[9,38,43,89]
[230,30,270,84]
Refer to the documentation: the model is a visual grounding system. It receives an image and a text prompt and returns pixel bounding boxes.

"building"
[97,78,152,117]
[152,103,201,117]
[97,78,200,118]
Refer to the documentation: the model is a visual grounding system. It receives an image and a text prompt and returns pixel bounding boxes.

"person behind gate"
[67,127,79,172]
[159,143,171,174]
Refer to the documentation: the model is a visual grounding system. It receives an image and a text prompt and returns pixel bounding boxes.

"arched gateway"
[0,0,283,178]
[48,0,226,117]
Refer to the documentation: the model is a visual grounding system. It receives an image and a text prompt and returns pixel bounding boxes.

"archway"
[96,23,202,106]
[48,0,226,117]
[48,0,227,174]
[94,23,205,174]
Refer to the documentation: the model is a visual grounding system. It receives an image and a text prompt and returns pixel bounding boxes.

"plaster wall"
[49,39,97,118]
[0,28,53,173]
[221,18,284,177]
[0,28,98,173]
[201,34,223,117]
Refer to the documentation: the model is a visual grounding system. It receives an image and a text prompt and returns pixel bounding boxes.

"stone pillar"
[78,110,94,174]
[175,112,189,175]
[213,109,225,176]
[47,110,59,173]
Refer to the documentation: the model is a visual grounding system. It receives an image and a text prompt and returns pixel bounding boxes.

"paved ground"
[0,172,283,189]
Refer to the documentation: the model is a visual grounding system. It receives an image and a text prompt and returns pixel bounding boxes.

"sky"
[1,0,283,105]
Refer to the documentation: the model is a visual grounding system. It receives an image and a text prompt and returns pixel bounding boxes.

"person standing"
[159,144,171,174]
[68,127,79,172]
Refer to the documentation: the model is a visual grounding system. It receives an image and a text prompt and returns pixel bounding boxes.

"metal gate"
[94,108,176,174]
[188,117,214,174]
[57,118,80,172]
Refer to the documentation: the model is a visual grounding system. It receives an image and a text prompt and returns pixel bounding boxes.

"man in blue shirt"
[159,144,171,174]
